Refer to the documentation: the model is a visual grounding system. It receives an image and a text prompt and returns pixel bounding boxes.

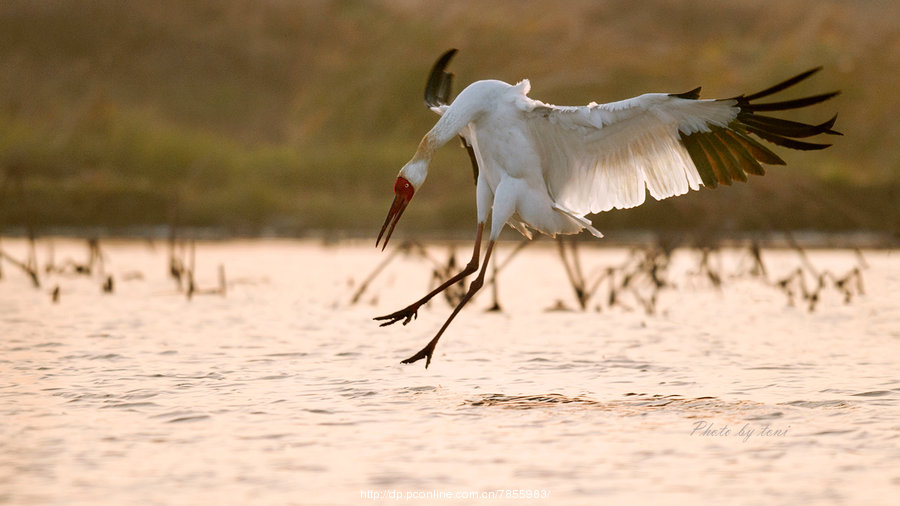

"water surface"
[2,239,898,505]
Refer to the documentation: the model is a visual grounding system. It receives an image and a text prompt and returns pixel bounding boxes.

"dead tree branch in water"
[163,193,226,300]
[0,246,40,287]
[547,239,674,315]
[557,237,589,310]
[484,238,532,312]
[349,238,531,312]
[0,164,41,288]
[45,238,106,277]
[180,240,226,300]
[357,231,870,318]
[349,240,422,304]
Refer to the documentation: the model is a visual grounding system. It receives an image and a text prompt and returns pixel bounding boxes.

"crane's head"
[376,175,414,250]
[376,159,427,250]
[375,164,424,250]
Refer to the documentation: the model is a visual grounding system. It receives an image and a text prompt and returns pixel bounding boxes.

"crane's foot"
[374,304,420,327]
[400,337,439,368]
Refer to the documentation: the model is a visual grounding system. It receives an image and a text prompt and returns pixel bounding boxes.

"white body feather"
[414,78,740,240]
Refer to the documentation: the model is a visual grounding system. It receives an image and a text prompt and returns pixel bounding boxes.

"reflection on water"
[1,239,898,505]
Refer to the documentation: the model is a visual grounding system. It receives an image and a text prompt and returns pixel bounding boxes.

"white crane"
[376,49,840,368]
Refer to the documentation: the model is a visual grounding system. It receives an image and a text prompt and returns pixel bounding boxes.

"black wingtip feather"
[679,67,836,188]
[425,48,458,108]
[695,134,733,186]
[670,87,702,100]
[738,113,841,138]
[742,67,822,101]
[732,68,838,158]
[729,129,787,165]
[680,132,718,188]
[714,128,765,176]
[740,91,840,113]
[743,125,834,151]
[708,129,749,183]
[823,114,842,136]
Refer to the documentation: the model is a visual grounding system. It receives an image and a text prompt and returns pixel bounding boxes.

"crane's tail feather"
[677,68,840,188]
[552,203,603,238]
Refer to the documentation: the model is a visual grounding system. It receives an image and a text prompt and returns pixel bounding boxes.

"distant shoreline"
[1,227,896,250]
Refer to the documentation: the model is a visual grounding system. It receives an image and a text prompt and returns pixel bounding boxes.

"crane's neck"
[402,100,481,189]
[428,100,479,148]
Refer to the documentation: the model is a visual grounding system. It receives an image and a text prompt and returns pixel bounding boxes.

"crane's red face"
[376,176,415,250]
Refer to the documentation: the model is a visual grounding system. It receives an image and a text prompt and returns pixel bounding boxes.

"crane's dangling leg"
[374,222,485,327]
[401,239,495,368]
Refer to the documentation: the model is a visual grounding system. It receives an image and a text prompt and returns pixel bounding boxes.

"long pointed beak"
[376,193,409,251]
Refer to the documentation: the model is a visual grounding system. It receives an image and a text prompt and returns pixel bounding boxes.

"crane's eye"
[393,176,414,200]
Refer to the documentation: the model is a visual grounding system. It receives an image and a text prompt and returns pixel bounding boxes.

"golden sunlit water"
[2,238,898,505]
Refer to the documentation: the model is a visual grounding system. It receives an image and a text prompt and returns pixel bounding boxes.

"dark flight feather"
[678,68,839,187]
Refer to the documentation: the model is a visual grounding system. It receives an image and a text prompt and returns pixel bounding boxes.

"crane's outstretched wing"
[520,69,840,215]
[425,48,456,111]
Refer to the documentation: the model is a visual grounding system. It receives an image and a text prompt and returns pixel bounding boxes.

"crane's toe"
[400,339,437,368]
[374,305,420,327]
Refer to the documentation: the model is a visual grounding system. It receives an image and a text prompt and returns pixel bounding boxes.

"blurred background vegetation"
[0,0,897,239]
